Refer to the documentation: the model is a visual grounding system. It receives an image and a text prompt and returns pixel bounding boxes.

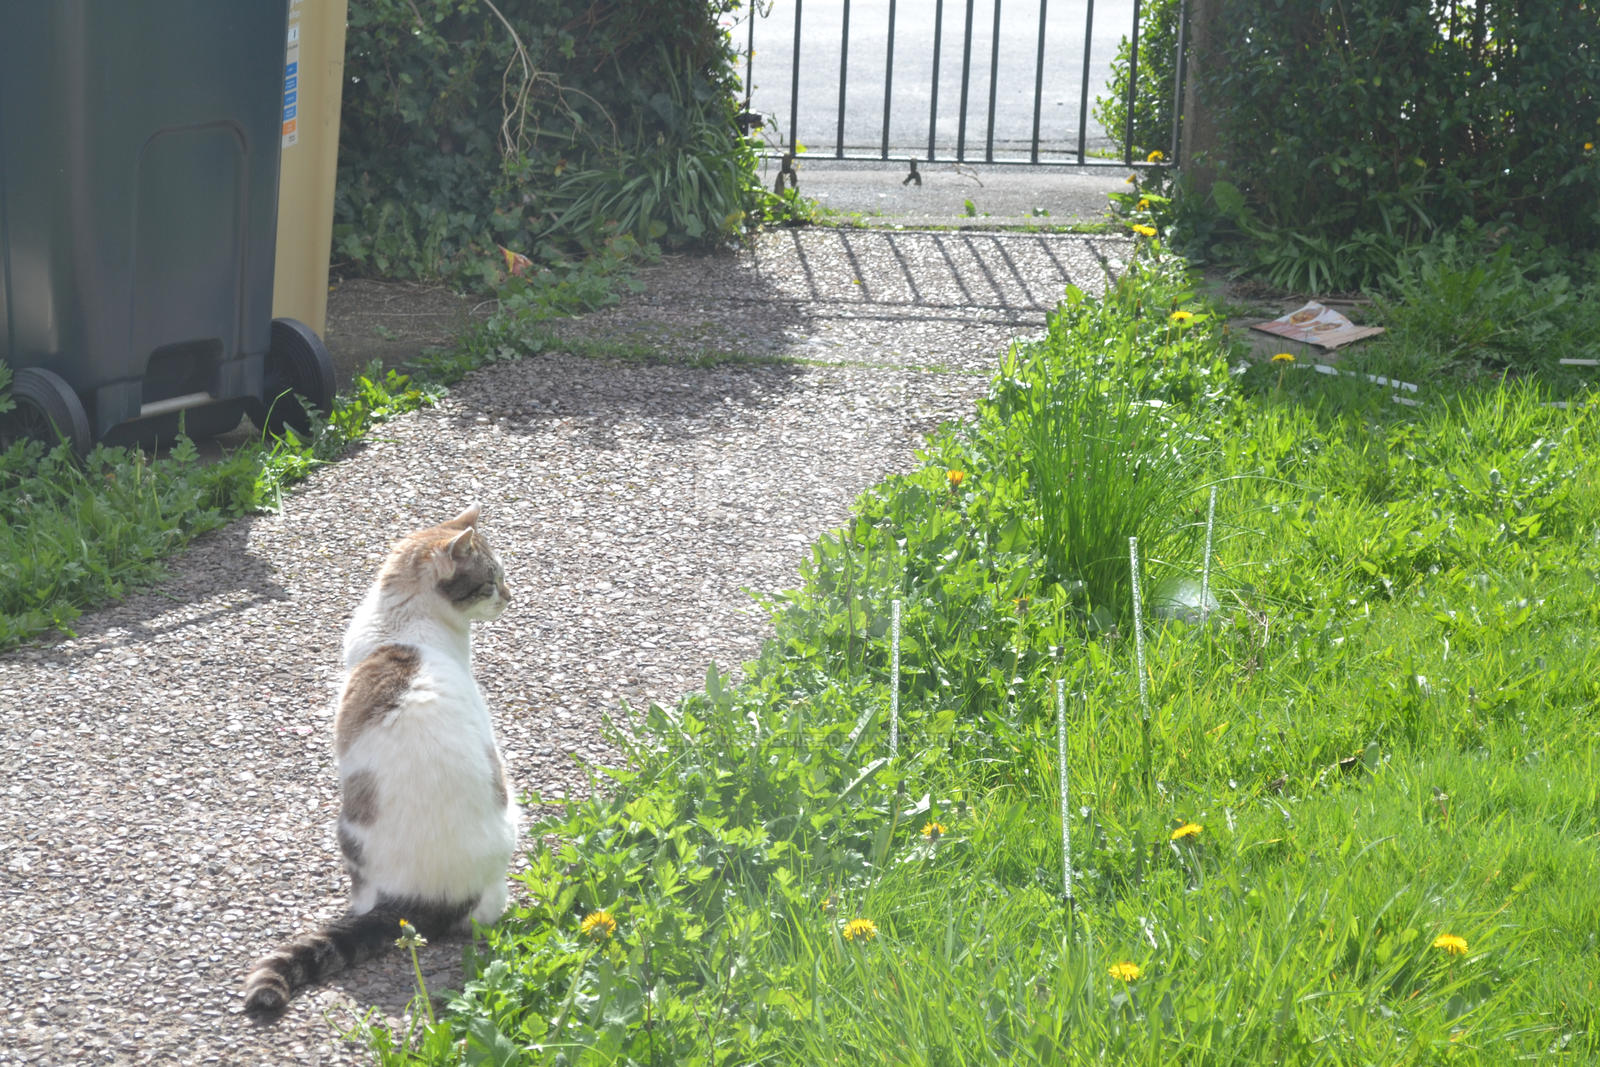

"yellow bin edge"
[272,0,347,339]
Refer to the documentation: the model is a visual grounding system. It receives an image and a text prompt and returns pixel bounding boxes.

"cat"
[243,505,517,1013]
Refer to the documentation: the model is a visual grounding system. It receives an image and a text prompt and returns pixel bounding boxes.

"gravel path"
[0,227,1125,1065]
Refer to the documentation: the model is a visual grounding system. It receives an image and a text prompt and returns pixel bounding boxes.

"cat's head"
[378,504,512,625]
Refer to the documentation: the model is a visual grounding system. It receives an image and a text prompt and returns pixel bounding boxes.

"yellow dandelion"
[581,910,617,941]
[1170,822,1203,841]
[1586,142,1595,151]
[1130,224,1158,237]
[1147,149,1165,163]
[1125,174,1137,183]
[1137,198,1150,210]
[947,469,966,488]
[1169,310,1195,324]
[1108,961,1142,981]
[921,820,949,838]
[395,918,427,949]
[842,918,879,943]
[1270,351,1296,363]
[1433,933,1468,956]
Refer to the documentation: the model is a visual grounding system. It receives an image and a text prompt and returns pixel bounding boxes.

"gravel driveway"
[0,227,1124,1065]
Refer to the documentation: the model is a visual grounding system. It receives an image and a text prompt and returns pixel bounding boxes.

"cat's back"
[334,637,512,899]
[336,640,491,765]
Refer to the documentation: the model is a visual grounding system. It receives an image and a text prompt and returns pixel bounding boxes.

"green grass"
[357,241,1600,1064]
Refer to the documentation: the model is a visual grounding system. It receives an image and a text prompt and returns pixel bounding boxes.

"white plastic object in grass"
[1156,489,1221,623]
[1153,578,1219,624]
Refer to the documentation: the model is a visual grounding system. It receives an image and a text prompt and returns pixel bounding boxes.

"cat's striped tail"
[243,900,464,1014]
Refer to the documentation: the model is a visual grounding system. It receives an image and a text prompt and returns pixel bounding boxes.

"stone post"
[1179,0,1222,196]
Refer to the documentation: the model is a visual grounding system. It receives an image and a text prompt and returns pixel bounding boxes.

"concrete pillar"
[1178,0,1221,196]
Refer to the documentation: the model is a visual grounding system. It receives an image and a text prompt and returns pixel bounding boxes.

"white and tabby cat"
[244,505,517,1013]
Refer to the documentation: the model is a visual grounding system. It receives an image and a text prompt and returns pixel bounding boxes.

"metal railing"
[741,0,1186,170]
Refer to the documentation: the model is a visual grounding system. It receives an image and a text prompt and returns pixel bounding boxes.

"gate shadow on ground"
[761,227,1121,319]
[429,229,1119,439]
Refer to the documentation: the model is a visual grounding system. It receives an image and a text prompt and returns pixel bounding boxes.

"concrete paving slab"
[762,158,1127,227]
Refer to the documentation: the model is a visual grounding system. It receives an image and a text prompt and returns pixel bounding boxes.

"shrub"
[1359,227,1600,383]
[335,0,761,282]
[1103,2,1600,289]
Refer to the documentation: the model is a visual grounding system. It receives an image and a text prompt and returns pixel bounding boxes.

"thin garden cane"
[888,598,902,760]
[1200,486,1216,619]
[1130,536,1153,786]
[1056,677,1074,905]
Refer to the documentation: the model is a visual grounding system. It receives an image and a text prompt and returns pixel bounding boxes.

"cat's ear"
[442,504,481,531]
[447,528,476,561]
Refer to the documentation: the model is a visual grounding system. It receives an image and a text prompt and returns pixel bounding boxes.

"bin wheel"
[247,318,337,436]
[0,367,92,454]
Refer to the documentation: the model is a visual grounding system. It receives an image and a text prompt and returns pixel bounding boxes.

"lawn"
[361,239,1600,1064]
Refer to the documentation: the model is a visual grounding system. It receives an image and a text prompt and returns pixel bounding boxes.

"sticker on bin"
[283,47,301,148]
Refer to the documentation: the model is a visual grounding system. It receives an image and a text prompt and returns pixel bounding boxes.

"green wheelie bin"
[0,0,335,452]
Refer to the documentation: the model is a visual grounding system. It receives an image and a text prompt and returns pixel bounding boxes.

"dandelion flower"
[1137,198,1150,210]
[947,469,966,488]
[1147,149,1165,163]
[1130,224,1158,237]
[1125,174,1137,184]
[581,910,617,942]
[395,918,428,949]
[1270,352,1296,363]
[1433,933,1468,956]
[1169,310,1195,324]
[1170,822,1203,841]
[1108,961,1142,981]
[921,820,949,838]
[1586,142,1595,151]
[843,918,879,943]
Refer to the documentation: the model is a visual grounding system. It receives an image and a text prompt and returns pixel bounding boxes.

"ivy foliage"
[1091,0,1179,164]
[1102,1,1600,288]
[335,0,760,283]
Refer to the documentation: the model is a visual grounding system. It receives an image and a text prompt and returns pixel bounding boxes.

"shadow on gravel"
[424,228,1123,441]
[12,519,289,662]
[434,354,811,448]
[776,228,1117,317]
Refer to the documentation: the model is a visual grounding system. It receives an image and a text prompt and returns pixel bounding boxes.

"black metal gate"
[738,0,1185,174]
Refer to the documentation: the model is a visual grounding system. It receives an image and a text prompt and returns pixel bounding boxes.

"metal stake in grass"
[1130,536,1153,786]
[1200,486,1217,620]
[1129,537,1151,719]
[1056,677,1074,905]
[888,598,902,760]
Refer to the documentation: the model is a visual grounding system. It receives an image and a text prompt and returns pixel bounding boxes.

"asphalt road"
[736,0,1138,161]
